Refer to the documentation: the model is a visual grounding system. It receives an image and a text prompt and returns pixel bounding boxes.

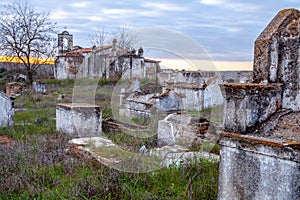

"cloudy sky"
[0,0,300,69]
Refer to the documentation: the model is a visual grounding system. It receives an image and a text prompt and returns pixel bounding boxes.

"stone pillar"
[199,89,204,111]
[0,92,14,127]
[119,88,126,106]
[56,103,102,137]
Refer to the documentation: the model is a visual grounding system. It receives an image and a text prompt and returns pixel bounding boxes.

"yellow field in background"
[0,56,55,65]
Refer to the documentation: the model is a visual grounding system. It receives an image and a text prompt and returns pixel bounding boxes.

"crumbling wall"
[120,57,140,79]
[155,90,183,112]
[171,83,204,111]
[55,54,83,79]
[119,93,155,118]
[167,73,205,111]
[120,90,183,118]
[0,92,14,127]
[219,71,253,83]
[119,78,184,119]
[158,70,253,86]
[167,73,223,111]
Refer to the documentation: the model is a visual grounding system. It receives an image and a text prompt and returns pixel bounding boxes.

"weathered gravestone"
[32,81,46,93]
[0,92,14,127]
[218,9,300,200]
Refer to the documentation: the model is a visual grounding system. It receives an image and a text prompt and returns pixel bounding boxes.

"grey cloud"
[0,0,300,61]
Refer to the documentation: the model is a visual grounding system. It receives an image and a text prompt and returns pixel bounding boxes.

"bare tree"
[89,27,107,47]
[111,25,138,51]
[0,1,56,83]
[90,25,138,51]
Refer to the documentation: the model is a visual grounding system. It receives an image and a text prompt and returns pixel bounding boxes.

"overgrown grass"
[0,108,56,140]
[42,78,74,86]
[0,133,219,199]
[104,131,158,151]
[0,77,219,199]
[187,105,224,124]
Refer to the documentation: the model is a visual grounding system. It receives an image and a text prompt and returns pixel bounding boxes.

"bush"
[0,67,7,74]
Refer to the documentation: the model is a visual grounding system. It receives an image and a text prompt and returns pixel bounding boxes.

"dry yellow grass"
[0,56,55,65]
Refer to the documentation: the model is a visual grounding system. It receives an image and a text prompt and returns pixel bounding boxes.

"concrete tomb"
[56,103,102,137]
[218,9,300,200]
[166,73,223,111]
[119,79,183,118]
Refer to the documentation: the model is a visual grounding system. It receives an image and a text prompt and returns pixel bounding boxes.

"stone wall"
[219,71,252,83]
[119,90,183,118]
[119,93,155,118]
[169,82,204,111]
[55,55,84,79]
[0,92,14,127]
[56,103,102,137]
[0,62,54,78]
[158,70,253,86]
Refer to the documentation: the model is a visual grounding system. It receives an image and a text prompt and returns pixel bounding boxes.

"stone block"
[157,113,219,147]
[32,82,46,93]
[155,90,183,112]
[222,83,282,133]
[157,113,194,147]
[56,103,102,137]
[218,132,300,200]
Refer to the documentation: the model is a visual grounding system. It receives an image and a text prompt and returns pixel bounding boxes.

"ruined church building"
[55,31,160,80]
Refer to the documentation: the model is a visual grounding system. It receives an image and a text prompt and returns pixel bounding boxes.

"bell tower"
[58,31,73,55]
